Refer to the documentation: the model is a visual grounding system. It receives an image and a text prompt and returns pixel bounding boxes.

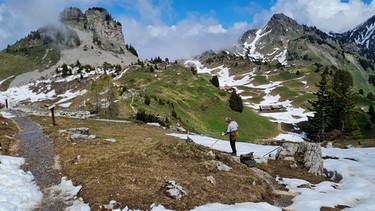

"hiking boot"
[230,152,237,156]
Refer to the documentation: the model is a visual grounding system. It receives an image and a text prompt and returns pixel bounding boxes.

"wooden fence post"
[48,105,56,126]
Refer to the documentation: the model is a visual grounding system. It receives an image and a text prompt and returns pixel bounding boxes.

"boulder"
[297,142,323,176]
[277,143,299,158]
[276,142,324,176]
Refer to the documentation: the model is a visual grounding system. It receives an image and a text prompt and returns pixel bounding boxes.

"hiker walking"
[222,117,239,156]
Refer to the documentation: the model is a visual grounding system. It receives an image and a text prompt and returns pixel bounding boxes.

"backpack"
[240,152,256,168]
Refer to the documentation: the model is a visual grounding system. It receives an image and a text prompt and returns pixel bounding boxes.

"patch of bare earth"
[0,115,18,155]
[32,116,276,210]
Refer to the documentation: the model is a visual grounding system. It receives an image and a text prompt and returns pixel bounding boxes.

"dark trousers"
[230,138,237,153]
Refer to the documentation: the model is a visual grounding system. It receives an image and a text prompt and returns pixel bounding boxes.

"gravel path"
[10,110,66,211]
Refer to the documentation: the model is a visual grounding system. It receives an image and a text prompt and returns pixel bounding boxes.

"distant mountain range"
[1,7,375,139]
[331,15,375,56]
[236,13,375,65]
[229,13,375,94]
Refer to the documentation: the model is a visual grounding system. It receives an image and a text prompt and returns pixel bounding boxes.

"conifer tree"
[330,69,360,136]
[61,63,69,77]
[211,75,220,87]
[229,91,243,112]
[306,68,362,141]
[369,104,375,123]
[306,69,332,142]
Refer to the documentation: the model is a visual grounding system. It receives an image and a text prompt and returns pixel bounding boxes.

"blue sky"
[0,0,375,60]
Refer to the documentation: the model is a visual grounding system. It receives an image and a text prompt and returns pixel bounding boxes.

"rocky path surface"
[10,110,67,211]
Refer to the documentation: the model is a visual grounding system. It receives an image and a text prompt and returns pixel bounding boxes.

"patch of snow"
[0,75,15,86]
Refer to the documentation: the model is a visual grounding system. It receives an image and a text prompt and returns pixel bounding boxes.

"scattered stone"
[103,200,118,210]
[88,135,96,139]
[206,176,216,186]
[345,145,354,149]
[164,181,188,200]
[216,161,232,171]
[147,122,160,127]
[290,162,298,168]
[206,150,215,158]
[70,133,89,141]
[61,127,99,142]
[104,138,117,143]
[201,160,232,171]
[277,143,299,158]
[283,156,295,161]
[323,168,343,182]
[66,127,90,135]
[59,111,93,119]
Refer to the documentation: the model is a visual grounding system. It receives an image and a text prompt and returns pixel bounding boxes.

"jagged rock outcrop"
[60,7,126,52]
[86,8,126,52]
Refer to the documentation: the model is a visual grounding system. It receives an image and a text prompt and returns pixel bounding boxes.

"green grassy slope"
[116,64,278,142]
[0,46,60,90]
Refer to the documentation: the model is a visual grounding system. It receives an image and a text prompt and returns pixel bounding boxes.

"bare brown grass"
[31,116,275,210]
[0,115,18,155]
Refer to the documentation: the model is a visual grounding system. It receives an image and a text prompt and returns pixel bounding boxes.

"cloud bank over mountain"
[0,0,374,60]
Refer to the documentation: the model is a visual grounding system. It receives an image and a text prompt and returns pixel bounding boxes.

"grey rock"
[216,161,232,171]
[165,181,188,200]
[297,142,323,176]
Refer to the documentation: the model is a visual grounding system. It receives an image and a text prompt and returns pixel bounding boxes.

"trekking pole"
[210,139,219,148]
[263,146,281,157]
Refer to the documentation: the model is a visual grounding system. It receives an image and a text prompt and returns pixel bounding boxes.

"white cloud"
[1,0,374,61]
[271,0,375,33]
[121,15,248,60]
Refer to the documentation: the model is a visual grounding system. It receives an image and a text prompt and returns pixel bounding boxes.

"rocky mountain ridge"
[331,15,375,56]
[231,13,375,94]
[4,7,138,88]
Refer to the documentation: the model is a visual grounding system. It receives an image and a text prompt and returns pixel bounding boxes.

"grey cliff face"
[61,7,126,52]
[85,8,126,52]
[60,7,85,22]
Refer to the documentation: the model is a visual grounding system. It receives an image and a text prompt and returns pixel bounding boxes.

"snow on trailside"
[0,60,374,210]
[166,133,375,211]
[0,111,90,210]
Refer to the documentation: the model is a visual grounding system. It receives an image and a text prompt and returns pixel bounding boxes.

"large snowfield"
[0,60,374,210]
